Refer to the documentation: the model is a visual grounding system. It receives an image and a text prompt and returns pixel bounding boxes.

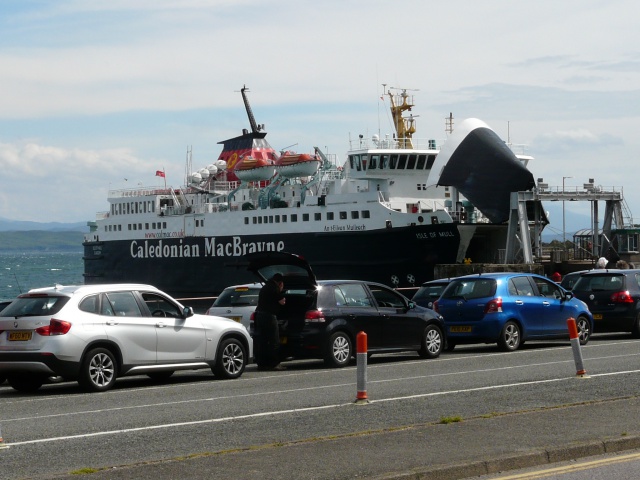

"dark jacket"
[256,279,284,316]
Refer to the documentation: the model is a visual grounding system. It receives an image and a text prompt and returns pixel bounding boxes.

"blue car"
[433,272,593,351]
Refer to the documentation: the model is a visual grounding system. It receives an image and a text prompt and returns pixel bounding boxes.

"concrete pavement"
[46,394,640,480]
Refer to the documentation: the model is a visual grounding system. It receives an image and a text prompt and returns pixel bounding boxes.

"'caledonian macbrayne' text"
[130,238,285,258]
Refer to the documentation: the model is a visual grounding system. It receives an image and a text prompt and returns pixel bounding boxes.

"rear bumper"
[0,353,80,378]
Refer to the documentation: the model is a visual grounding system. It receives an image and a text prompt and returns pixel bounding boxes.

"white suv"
[0,284,253,392]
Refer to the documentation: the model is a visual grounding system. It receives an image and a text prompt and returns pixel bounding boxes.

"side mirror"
[183,306,194,318]
[408,301,416,310]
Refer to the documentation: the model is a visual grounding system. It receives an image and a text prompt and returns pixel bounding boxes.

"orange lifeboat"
[233,156,276,182]
[275,153,321,178]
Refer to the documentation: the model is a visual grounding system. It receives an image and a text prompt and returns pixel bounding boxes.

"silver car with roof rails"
[0,283,252,392]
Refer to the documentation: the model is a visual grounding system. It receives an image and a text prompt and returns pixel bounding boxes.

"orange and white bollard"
[0,424,8,449]
[355,331,369,404]
[567,317,588,377]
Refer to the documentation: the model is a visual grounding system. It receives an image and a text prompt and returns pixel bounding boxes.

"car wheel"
[147,371,175,381]
[576,315,591,345]
[0,375,6,385]
[8,376,45,392]
[418,324,444,358]
[213,338,246,379]
[79,347,118,392]
[498,321,521,351]
[324,331,352,368]
[632,312,640,339]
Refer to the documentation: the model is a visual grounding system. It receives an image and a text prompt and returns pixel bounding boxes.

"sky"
[1,0,639,239]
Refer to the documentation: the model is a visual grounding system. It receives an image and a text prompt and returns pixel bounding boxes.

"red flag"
[155,170,165,178]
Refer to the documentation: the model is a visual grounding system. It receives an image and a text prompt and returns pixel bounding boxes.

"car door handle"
[106,320,118,325]
[542,301,550,306]
[156,322,167,328]
[515,300,524,305]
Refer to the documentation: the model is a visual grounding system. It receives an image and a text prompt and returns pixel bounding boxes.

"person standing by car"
[254,273,286,371]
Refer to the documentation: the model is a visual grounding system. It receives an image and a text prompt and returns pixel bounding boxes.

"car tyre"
[418,324,444,358]
[325,331,352,368]
[8,375,45,392]
[576,315,591,345]
[79,347,118,392]
[0,375,6,385]
[497,321,521,351]
[213,338,246,379]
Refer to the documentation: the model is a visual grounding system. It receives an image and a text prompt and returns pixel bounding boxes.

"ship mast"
[387,87,418,149]
[240,85,262,133]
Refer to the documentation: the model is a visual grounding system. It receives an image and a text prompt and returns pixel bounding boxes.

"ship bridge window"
[351,211,359,219]
[398,154,408,169]
[327,211,334,220]
[381,155,389,169]
[314,213,321,221]
[407,154,417,169]
[370,155,379,169]
[416,155,427,169]
[361,155,368,170]
[426,155,436,169]
[389,155,398,169]
[340,211,347,220]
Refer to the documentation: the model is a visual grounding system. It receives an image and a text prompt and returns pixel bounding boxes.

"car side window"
[532,277,562,298]
[368,284,405,308]
[141,292,182,318]
[78,294,99,314]
[100,294,115,316]
[510,277,535,296]
[335,284,372,307]
[105,291,142,317]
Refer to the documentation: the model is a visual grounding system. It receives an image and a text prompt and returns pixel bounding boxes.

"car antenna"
[12,271,23,293]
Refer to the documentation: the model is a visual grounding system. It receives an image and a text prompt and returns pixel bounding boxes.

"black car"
[247,252,446,367]
[572,269,640,337]
[412,279,452,309]
[560,270,588,291]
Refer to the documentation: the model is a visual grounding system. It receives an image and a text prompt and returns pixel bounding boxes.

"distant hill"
[0,218,86,251]
[0,217,87,232]
[0,231,84,251]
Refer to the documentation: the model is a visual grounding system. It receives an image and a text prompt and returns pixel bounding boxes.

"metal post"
[355,331,369,404]
[563,176,572,255]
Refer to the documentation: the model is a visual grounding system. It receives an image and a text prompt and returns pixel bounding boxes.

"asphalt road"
[2,334,640,479]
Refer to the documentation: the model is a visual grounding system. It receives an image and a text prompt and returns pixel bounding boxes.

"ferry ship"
[83,86,535,303]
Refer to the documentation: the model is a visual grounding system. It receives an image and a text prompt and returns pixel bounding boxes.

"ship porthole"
[417,216,424,224]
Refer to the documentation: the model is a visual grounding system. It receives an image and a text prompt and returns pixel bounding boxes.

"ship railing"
[210,180,240,192]
[108,186,173,198]
[348,136,441,151]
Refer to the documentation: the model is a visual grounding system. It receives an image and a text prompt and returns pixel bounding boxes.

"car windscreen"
[1,295,70,317]
[213,287,260,307]
[441,278,497,300]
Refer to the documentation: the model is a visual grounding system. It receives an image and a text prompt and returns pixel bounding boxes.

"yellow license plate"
[228,316,242,323]
[280,337,288,345]
[8,330,32,341]
[450,326,472,333]
[593,314,603,320]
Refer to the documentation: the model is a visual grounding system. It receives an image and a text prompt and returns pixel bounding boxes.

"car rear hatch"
[245,252,317,333]
[435,277,498,324]
[0,293,70,351]
[572,272,635,316]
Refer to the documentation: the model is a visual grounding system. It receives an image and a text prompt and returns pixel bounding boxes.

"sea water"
[0,252,84,301]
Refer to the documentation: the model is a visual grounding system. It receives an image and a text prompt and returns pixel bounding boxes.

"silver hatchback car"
[0,284,252,393]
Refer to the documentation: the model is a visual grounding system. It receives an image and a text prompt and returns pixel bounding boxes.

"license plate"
[8,330,32,341]
[227,316,242,323]
[450,326,472,333]
[593,314,603,320]
[280,336,288,345]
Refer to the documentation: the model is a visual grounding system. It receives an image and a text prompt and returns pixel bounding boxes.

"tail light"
[35,319,72,336]
[304,310,325,323]
[484,297,503,314]
[610,291,634,304]
[432,300,439,313]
